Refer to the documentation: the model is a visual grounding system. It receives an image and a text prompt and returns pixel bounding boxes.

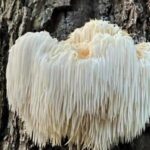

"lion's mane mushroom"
[6,20,150,150]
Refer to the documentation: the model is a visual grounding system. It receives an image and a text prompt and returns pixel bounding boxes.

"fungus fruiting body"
[6,20,150,150]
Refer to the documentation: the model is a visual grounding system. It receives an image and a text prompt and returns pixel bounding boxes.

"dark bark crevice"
[42,5,73,36]
[0,17,9,143]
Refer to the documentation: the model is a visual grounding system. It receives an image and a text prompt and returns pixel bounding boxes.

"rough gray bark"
[0,0,150,150]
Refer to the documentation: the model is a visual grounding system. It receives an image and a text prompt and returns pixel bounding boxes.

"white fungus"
[6,20,150,150]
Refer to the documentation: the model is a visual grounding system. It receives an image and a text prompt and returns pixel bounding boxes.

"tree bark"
[0,0,150,150]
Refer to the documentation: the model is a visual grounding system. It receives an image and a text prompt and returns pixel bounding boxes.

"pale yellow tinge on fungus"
[73,43,92,59]
[77,48,92,59]
[6,20,150,150]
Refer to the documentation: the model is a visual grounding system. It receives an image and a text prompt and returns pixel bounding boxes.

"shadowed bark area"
[0,0,150,149]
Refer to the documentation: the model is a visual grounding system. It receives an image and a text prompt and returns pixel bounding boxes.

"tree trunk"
[0,0,150,150]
